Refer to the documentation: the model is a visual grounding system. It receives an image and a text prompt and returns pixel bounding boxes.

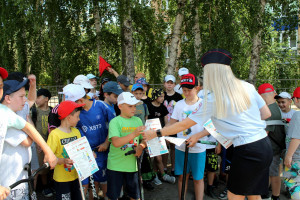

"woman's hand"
[141,129,157,142]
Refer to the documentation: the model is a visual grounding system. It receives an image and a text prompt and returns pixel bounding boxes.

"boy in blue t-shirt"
[103,81,123,116]
[107,92,146,200]
[75,87,115,199]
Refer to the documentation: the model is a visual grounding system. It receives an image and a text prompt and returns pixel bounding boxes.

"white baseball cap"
[178,68,189,76]
[117,92,141,106]
[73,75,94,89]
[164,75,176,83]
[62,84,86,102]
[275,92,292,100]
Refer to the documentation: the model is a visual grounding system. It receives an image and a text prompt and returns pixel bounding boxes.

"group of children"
[0,64,299,200]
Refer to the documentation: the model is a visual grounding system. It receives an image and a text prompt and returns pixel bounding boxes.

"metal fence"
[38,79,300,107]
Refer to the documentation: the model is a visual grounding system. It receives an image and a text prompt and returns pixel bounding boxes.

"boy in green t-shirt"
[47,100,85,200]
[107,92,146,200]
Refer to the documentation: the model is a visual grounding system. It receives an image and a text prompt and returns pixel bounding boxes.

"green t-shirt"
[134,103,149,125]
[107,116,143,172]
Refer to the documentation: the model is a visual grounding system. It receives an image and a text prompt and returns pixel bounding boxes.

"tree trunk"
[167,0,186,75]
[191,0,201,69]
[120,0,135,83]
[93,1,101,58]
[248,0,266,85]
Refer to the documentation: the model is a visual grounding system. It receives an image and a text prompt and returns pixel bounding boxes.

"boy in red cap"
[47,100,85,200]
[284,87,300,199]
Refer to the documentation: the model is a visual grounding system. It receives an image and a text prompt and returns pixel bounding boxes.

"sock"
[271,195,279,200]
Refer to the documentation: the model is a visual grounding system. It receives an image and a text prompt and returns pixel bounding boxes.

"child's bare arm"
[57,158,74,168]
[165,118,178,127]
[96,136,110,152]
[164,116,168,127]
[27,74,37,109]
[284,138,300,168]
[135,141,147,157]
[111,126,145,148]
[20,136,33,147]
[0,186,9,200]
[22,122,57,169]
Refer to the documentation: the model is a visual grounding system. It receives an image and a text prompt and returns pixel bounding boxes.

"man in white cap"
[275,91,296,122]
[174,67,189,95]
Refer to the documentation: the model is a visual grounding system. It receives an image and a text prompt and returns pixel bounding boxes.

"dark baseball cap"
[37,88,52,99]
[1,79,29,102]
[117,75,130,87]
[180,73,198,89]
[103,81,123,95]
[7,72,30,90]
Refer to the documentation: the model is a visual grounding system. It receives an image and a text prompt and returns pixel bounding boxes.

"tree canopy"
[0,0,298,91]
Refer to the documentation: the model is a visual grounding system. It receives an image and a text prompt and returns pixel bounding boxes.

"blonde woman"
[142,49,272,200]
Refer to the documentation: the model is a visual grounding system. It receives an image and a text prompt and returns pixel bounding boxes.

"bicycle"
[8,162,49,200]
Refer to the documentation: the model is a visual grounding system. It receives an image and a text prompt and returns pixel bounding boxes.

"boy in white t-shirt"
[0,68,57,200]
[275,92,296,122]
[169,73,207,200]
[0,79,39,199]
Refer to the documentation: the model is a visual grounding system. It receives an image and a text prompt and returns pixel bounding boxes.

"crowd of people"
[0,48,299,200]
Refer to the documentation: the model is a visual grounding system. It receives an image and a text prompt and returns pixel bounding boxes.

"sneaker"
[162,174,176,184]
[152,176,162,185]
[218,188,227,200]
[143,181,154,190]
[207,185,218,199]
[42,188,54,198]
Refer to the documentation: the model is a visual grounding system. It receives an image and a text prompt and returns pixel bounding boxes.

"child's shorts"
[106,169,140,200]
[174,149,206,180]
[82,165,107,185]
[269,154,281,177]
[283,160,300,199]
[205,148,219,172]
[54,179,82,200]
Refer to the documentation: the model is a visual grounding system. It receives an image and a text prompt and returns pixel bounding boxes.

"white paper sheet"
[145,118,168,157]
[64,136,99,181]
[203,119,232,149]
[164,137,186,146]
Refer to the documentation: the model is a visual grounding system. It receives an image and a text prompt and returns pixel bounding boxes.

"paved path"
[37,177,290,200]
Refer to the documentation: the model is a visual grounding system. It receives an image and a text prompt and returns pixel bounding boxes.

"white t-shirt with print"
[171,99,207,153]
[281,109,296,121]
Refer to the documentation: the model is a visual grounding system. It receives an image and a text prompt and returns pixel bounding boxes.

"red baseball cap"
[0,67,8,80]
[258,83,275,94]
[292,87,300,98]
[58,100,85,120]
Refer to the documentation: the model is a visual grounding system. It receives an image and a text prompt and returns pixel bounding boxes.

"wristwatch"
[156,129,162,137]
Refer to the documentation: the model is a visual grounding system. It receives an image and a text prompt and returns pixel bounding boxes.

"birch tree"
[248,0,266,84]
[167,0,186,75]
[119,0,135,83]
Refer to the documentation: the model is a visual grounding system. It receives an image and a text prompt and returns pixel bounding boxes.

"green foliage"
[0,0,298,88]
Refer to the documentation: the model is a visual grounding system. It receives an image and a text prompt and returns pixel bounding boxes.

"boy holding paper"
[47,100,85,200]
[107,92,146,200]
[169,73,207,200]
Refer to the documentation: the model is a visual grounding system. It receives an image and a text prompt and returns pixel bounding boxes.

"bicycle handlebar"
[8,163,50,190]
[125,150,136,156]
